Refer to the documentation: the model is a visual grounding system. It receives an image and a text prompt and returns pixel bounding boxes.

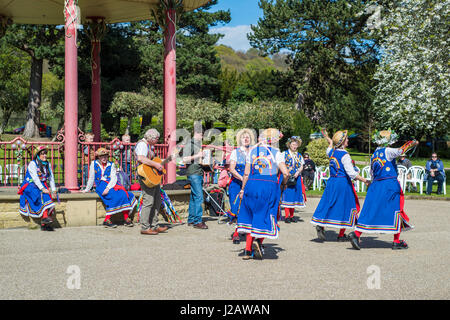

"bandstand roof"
[0,0,211,24]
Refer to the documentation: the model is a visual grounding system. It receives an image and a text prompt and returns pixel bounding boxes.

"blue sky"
[207,0,263,52]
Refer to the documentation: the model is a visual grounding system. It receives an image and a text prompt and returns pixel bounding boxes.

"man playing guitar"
[135,128,170,235]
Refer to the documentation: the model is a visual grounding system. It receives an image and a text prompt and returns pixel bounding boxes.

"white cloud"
[210,25,254,52]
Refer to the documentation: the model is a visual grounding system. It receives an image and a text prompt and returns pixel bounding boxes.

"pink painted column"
[163,8,177,184]
[87,17,106,143]
[64,0,79,191]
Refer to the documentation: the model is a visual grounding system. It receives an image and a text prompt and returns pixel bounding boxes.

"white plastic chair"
[361,166,371,192]
[318,166,330,191]
[0,165,3,183]
[405,166,425,194]
[5,164,24,184]
[313,166,323,190]
[397,165,408,191]
[352,166,361,192]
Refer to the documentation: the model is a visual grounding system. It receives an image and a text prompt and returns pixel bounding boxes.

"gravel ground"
[0,198,449,300]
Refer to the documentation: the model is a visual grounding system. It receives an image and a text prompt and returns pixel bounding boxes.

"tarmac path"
[0,198,449,300]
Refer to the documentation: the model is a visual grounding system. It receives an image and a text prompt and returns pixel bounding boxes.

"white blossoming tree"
[370,0,449,141]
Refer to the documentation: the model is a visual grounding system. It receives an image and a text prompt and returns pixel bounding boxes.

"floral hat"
[332,130,348,148]
[260,128,283,144]
[95,147,109,157]
[373,129,398,146]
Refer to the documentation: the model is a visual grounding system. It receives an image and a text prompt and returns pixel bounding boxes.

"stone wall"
[0,190,191,229]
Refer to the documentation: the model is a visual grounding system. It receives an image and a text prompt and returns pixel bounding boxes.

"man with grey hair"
[135,128,169,235]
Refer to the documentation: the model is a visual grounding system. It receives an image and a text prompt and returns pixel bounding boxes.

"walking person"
[236,128,289,260]
[349,131,419,250]
[135,129,169,235]
[18,146,57,231]
[83,147,137,228]
[280,136,307,223]
[311,129,370,242]
[228,128,255,244]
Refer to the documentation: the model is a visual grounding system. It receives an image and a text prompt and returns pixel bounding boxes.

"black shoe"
[285,217,291,224]
[103,220,117,228]
[348,232,360,250]
[337,234,349,242]
[41,217,52,225]
[124,218,134,227]
[41,224,54,231]
[316,225,326,241]
[232,234,240,244]
[392,240,408,250]
[291,217,297,223]
[252,240,263,260]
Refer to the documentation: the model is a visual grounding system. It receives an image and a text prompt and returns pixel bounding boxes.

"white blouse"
[84,161,117,192]
[28,161,56,192]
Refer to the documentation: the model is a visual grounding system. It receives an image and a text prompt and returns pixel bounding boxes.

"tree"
[249,0,380,131]
[0,41,29,134]
[3,25,64,138]
[109,91,161,135]
[133,0,231,100]
[370,0,450,142]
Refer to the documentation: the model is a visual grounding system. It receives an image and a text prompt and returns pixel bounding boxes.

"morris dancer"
[19,146,57,231]
[311,129,370,242]
[228,129,255,244]
[237,128,289,260]
[280,136,307,223]
[349,130,419,250]
[83,147,137,228]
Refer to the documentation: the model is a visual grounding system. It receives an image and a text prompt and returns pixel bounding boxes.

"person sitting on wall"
[18,146,57,231]
[83,147,137,228]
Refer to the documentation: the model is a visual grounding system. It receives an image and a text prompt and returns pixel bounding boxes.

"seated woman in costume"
[19,146,57,231]
[83,147,137,228]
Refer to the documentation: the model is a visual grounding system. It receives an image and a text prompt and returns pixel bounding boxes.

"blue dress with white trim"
[280,150,306,209]
[355,147,413,234]
[19,160,56,218]
[310,149,359,229]
[236,145,281,239]
[228,148,247,216]
[89,161,137,215]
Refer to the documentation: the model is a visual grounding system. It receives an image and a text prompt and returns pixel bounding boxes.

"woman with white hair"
[228,128,255,244]
[349,130,418,250]
[237,128,290,260]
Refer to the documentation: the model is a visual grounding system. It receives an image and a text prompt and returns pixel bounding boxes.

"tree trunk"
[23,57,43,139]
[0,108,12,134]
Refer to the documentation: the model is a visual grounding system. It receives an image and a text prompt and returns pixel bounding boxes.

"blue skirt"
[355,178,413,234]
[96,181,137,215]
[311,176,359,229]
[228,178,242,216]
[19,183,55,218]
[281,176,306,208]
[236,177,281,239]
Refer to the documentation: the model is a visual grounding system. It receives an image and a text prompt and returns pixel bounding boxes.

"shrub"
[305,138,329,167]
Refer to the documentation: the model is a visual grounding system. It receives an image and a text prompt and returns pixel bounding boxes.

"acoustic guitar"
[137,147,181,188]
